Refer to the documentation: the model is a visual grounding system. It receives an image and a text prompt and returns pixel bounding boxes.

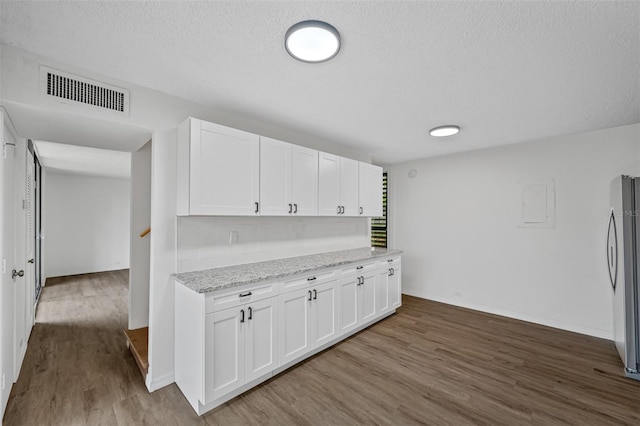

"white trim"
[402,290,614,341]
[146,371,175,392]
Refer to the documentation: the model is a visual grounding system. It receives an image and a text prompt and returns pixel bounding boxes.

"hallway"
[2,270,201,425]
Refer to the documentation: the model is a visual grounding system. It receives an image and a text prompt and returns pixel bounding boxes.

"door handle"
[27,259,35,264]
[12,269,24,279]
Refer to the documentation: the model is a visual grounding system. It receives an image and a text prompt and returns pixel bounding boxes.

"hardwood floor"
[4,271,640,425]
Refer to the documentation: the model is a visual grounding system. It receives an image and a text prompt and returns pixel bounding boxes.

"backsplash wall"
[177,216,370,272]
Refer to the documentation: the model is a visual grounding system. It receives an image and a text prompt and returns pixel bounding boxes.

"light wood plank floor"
[4,270,640,425]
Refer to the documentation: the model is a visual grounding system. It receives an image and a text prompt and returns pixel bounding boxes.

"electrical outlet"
[229,231,238,245]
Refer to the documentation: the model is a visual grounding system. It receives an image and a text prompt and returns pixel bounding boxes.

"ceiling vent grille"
[40,66,130,115]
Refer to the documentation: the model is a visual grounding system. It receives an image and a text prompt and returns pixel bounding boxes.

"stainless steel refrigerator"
[608,175,640,380]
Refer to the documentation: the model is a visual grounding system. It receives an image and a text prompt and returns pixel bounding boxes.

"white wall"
[389,123,640,339]
[129,141,151,330]
[44,172,131,278]
[177,216,369,272]
[147,129,177,391]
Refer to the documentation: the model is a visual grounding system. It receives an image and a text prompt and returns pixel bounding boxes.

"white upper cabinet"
[177,118,260,216]
[177,118,382,217]
[260,137,318,216]
[318,153,359,216]
[358,162,383,217]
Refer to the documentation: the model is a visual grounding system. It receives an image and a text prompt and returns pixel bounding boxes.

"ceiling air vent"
[40,66,130,115]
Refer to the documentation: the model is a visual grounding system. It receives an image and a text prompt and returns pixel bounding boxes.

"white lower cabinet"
[279,280,338,366]
[204,297,277,404]
[175,254,401,416]
[339,269,379,333]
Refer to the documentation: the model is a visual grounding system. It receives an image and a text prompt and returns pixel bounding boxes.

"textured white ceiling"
[1,1,639,164]
[35,141,131,179]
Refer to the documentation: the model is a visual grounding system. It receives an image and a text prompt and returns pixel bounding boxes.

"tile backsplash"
[177,216,370,272]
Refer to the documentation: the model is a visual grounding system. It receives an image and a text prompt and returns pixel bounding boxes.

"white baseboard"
[146,371,175,392]
[402,289,614,341]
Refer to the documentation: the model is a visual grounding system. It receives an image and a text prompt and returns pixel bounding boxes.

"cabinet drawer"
[205,281,277,314]
[282,270,336,293]
[381,257,401,266]
[341,261,377,276]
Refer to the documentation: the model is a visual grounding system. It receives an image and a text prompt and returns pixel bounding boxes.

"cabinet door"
[260,137,291,216]
[338,276,359,334]
[312,280,338,347]
[340,158,359,216]
[245,298,278,382]
[389,265,402,309]
[376,268,390,317]
[204,307,245,403]
[190,120,260,215]
[359,272,377,324]
[358,162,383,217]
[279,288,312,365]
[318,152,341,216]
[291,145,318,216]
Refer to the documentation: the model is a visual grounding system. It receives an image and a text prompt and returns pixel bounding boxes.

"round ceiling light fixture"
[285,20,341,63]
[429,125,460,137]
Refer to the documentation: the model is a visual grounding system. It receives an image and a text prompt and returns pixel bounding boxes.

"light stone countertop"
[174,247,403,294]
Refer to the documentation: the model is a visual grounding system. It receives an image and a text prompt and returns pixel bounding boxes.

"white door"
[358,162,383,217]
[13,139,31,377]
[244,298,278,382]
[338,276,358,334]
[279,288,311,365]
[1,114,16,414]
[260,137,291,216]
[376,267,390,318]
[389,265,402,309]
[190,120,260,215]
[312,280,338,347]
[204,307,244,403]
[26,150,35,320]
[340,158,359,216]
[290,145,318,216]
[359,271,377,324]
[318,152,340,216]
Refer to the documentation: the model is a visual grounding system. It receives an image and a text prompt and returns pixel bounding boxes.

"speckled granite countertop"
[174,247,403,294]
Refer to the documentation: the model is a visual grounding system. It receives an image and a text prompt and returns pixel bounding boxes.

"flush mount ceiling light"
[429,125,460,137]
[285,20,341,63]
